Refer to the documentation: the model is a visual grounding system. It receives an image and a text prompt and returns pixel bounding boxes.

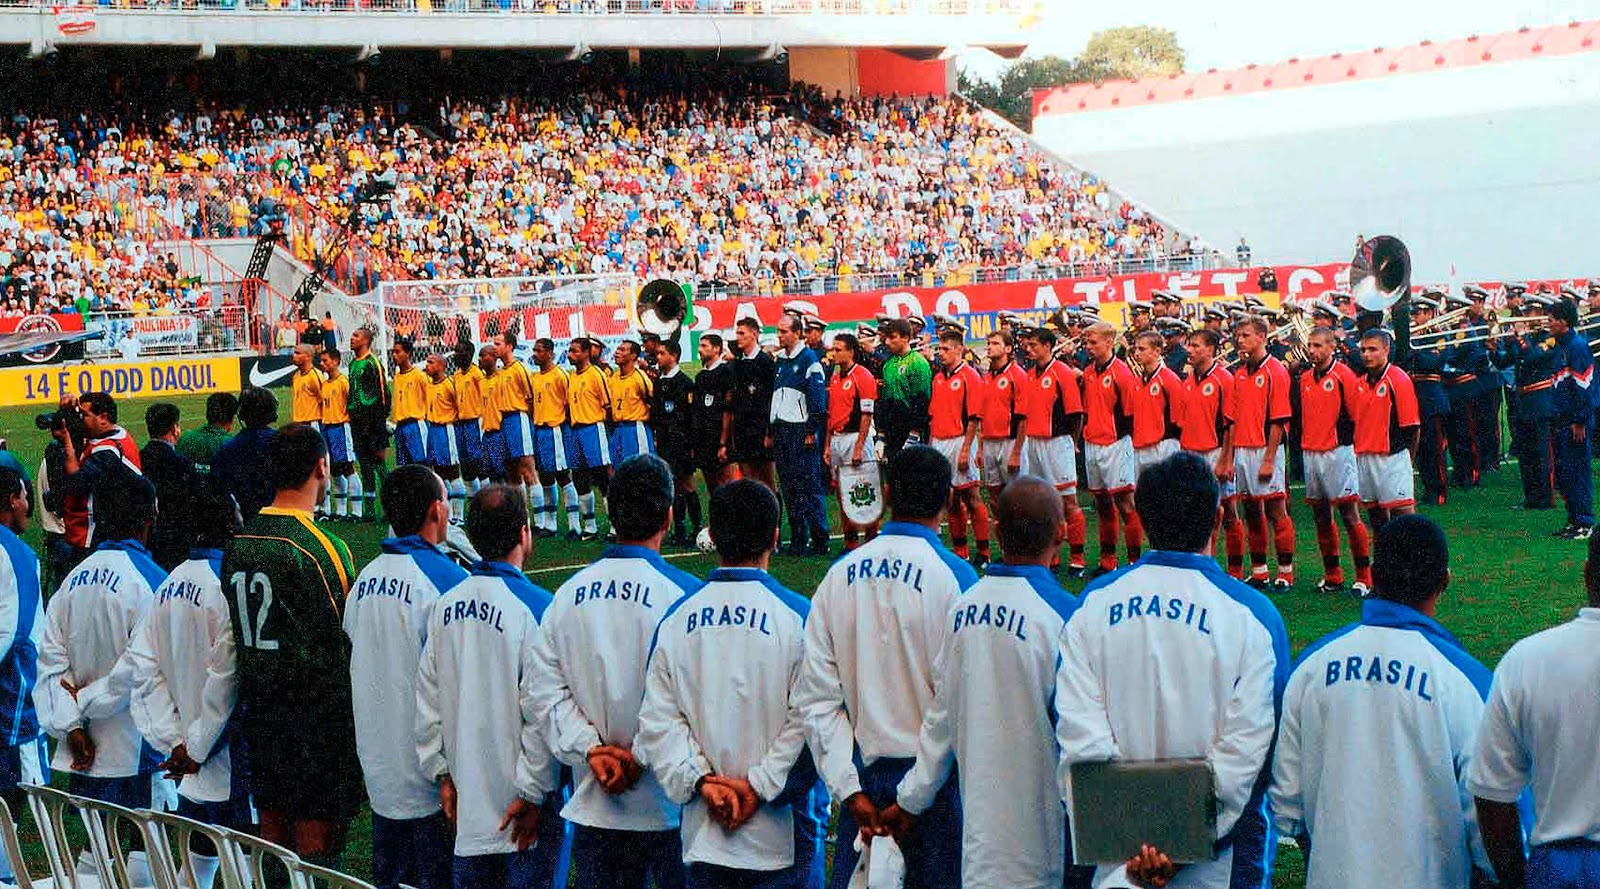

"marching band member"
[1159,319,1190,375]
[1352,329,1421,530]
[1232,314,1298,590]
[931,327,990,567]
[1441,293,1486,489]
[1408,297,1452,506]
[1296,328,1371,595]
[1128,330,1186,471]
[1019,327,1089,574]
[1548,300,1595,540]
[1493,295,1558,511]
[1119,300,1154,356]
[1465,286,1503,471]
[1180,328,1247,578]
[1081,323,1144,574]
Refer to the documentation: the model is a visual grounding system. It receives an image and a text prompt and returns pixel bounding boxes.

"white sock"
[180,852,220,889]
[563,482,582,532]
[349,475,365,518]
[75,850,96,876]
[527,482,548,530]
[580,491,598,534]
[332,475,349,517]
[541,485,559,532]
[126,850,154,888]
[448,479,468,523]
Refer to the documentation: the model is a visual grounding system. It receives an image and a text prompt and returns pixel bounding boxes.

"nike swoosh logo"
[249,364,297,387]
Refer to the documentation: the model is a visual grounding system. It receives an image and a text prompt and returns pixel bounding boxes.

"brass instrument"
[1268,311,1314,365]
[1410,305,1471,334]
[1350,236,1412,312]
[1413,311,1550,348]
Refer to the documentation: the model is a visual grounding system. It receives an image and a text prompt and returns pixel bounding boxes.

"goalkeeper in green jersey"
[877,318,933,462]
[222,423,362,872]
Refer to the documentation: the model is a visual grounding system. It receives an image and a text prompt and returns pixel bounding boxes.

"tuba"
[632,278,691,340]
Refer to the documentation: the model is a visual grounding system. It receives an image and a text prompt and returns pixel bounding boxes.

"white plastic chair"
[0,794,42,889]
[287,861,376,889]
[129,809,237,889]
[22,783,95,889]
[205,828,302,889]
[53,790,152,889]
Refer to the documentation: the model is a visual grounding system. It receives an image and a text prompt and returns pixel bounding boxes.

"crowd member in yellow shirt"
[451,343,489,497]
[492,329,552,529]
[566,336,613,540]
[390,339,432,466]
[422,352,467,522]
[476,345,508,486]
[318,348,361,520]
[606,341,655,466]
[290,345,324,428]
[530,338,574,537]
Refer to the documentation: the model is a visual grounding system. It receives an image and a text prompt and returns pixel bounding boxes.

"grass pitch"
[0,391,1586,888]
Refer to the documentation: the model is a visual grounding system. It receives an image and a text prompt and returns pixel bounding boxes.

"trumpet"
[1411,305,1472,334]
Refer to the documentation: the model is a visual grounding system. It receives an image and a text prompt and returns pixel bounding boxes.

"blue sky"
[962,0,1600,78]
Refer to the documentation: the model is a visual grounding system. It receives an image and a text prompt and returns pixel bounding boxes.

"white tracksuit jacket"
[897,564,1082,889]
[1272,598,1495,889]
[125,550,238,803]
[795,521,979,802]
[36,539,166,778]
[1055,550,1289,889]
[529,545,702,832]
[344,535,468,821]
[416,561,558,857]
[635,567,815,871]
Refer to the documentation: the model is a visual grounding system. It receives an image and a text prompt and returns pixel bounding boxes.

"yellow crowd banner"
[0,357,242,408]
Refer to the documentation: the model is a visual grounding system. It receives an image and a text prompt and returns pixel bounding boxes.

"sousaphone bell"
[634,278,691,339]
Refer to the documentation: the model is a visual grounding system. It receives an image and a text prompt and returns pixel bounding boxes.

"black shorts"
[657,444,696,484]
[728,418,770,464]
[350,407,390,461]
[243,708,365,821]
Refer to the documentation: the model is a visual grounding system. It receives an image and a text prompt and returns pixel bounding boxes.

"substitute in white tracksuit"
[636,480,825,889]
[416,488,566,889]
[1271,515,1497,889]
[895,477,1090,889]
[795,446,979,889]
[346,467,471,889]
[1055,453,1289,889]
[528,456,704,889]
[0,467,47,888]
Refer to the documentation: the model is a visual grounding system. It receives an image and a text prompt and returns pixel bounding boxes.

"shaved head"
[997,476,1066,563]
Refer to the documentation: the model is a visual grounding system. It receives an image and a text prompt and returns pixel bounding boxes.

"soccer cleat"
[970,555,990,573]
[580,531,602,543]
[1350,581,1372,599]
[1315,579,1344,596]
[1573,526,1595,541]
[809,542,834,559]
[1270,576,1293,593]
[1553,524,1578,539]
[1064,563,1088,579]
[564,530,582,542]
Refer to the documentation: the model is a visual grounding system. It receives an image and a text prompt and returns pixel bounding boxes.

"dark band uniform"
[1492,301,1557,510]
[1442,296,1488,488]
[1408,297,1451,505]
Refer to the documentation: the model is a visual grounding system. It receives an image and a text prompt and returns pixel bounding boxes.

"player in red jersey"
[1018,326,1089,573]
[931,329,991,566]
[979,330,1030,503]
[1128,330,1186,470]
[1352,328,1421,531]
[1231,315,1298,590]
[1080,323,1144,573]
[824,333,882,550]
[1297,327,1373,596]
[1179,328,1246,577]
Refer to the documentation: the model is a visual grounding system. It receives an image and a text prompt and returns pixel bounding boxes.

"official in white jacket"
[416,485,568,889]
[35,477,167,806]
[636,479,826,889]
[1469,531,1600,889]
[886,476,1092,889]
[1055,453,1289,889]
[0,468,46,888]
[123,485,248,889]
[1271,514,1497,889]
[345,465,469,889]
[795,445,979,889]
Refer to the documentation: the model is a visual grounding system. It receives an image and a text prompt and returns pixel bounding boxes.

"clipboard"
[1068,758,1218,865]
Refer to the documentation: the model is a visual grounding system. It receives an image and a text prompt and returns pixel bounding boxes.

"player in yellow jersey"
[530,337,574,536]
[390,339,431,466]
[492,330,553,532]
[423,353,467,522]
[566,337,613,539]
[476,346,507,486]
[290,344,324,428]
[318,348,361,520]
[451,342,488,497]
[607,340,655,465]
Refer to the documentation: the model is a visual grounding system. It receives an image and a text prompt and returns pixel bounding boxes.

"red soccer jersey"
[1297,361,1359,452]
[827,363,877,435]
[982,359,1030,441]
[1352,363,1420,455]
[1128,364,1186,449]
[1180,361,1235,452]
[1081,356,1139,445]
[1232,354,1294,449]
[930,363,985,439]
[1025,359,1084,439]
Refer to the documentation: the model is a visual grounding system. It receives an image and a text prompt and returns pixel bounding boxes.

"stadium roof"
[1033,19,1600,118]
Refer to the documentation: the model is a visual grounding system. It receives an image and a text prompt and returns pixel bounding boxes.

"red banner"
[0,314,86,335]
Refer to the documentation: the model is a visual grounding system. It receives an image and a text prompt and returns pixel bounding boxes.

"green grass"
[1,392,1588,887]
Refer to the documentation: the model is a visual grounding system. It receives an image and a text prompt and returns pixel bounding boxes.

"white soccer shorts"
[1022,435,1078,493]
[1357,451,1416,508]
[980,438,1024,489]
[1189,447,1239,500]
[1234,444,1288,500]
[829,431,877,473]
[1084,437,1135,494]
[1304,445,1360,504]
[1133,439,1180,474]
[933,436,982,489]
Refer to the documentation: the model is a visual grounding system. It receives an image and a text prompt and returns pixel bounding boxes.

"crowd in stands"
[0,85,1209,319]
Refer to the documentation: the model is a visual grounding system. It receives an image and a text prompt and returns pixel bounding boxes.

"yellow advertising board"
[0,357,242,408]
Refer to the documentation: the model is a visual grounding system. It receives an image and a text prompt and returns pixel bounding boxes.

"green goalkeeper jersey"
[347,351,388,411]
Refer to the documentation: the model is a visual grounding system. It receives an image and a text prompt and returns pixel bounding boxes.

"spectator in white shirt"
[1469,532,1600,889]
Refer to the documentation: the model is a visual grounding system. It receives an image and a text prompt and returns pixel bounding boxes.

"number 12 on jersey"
[230,571,280,650]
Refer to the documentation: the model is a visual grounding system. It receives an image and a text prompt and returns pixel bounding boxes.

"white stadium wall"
[1032,48,1600,284]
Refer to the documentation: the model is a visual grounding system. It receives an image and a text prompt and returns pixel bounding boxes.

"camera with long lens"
[34,406,85,436]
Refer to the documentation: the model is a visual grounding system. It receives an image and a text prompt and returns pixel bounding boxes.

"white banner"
[52,5,95,36]
[88,314,200,353]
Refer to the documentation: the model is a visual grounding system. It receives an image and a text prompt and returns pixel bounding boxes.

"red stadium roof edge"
[1031,19,1600,118]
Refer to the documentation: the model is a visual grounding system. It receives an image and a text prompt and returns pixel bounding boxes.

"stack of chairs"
[0,785,375,889]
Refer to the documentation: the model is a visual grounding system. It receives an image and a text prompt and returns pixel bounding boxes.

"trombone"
[1413,312,1549,348]
[1410,305,1472,334]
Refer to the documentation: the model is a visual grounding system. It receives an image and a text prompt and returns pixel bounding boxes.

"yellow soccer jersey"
[497,359,535,414]
[427,376,459,425]
[568,365,611,426]
[321,373,350,425]
[454,365,486,421]
[291,368,323,424]
[608,368,652,423]
[391,367,431,423]
[531,365,572,428]
[479,374,503,433]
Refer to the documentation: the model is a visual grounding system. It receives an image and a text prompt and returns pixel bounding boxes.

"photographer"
[41,392,143,561]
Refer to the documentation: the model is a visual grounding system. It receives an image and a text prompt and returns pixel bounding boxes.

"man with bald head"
[883,477,1092,889]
